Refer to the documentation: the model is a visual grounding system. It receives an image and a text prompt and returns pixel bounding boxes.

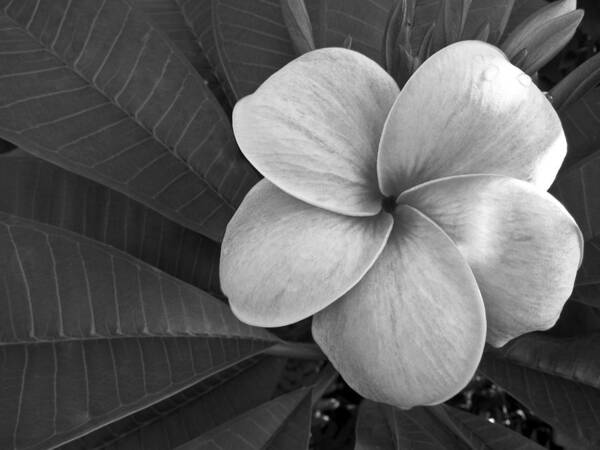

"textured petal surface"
[377,41,566,196]
[220,180,393,327]
[233,48,399,216]
[399,175,583,346]
[312,206,486,408]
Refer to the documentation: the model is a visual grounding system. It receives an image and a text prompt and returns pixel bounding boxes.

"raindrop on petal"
[482,65,499,81]
[518,73,532,87]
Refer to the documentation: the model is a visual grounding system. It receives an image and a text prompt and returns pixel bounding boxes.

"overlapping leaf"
[209,0,298,100]
[176,387,312,450]
[0,212,278,449]
[551,148,600,286]
[208,0,394,100]
[573,276,600,306]
[172,0,236,108]
[62,356,287,450]
[0,0,259,242]
[411,0,515,50]
[0,152,222,295]
[132,0,232,111]
[550,301,600,336]
[501,0,582,75]
[503,0,548,36]
[355,400,543,449]
[480,333,600,449]
[410,0,549,52]
[306,0,393,64]
[132,0,212,80]
[560,87,600,168]
[463,0,514,42]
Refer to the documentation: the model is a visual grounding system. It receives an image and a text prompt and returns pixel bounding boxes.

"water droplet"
[518,73,532,87]
[482,65,499,81]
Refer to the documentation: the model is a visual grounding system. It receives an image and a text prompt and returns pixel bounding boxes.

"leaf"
[0,137,15,153]
[551,149,600,286]
[575,241,600,287]
[559,87,600,168]
[480,333,600,449]
[0,212,278,449]
[572,284,600,308]
[171,0,236,108]
[62,356,287,450]
[411,0,516,50]
[580,0,600,41]
[132,0,233,111]
[0,152,222,296]
[281,0,316,54]
[500,2,582,75]
[546,153,600,242]
[0,0,259,242]
[175,388,312,450]
[503,0,548,37]
[355,400,543,449]
[461,0,514,42]
[550,300,600,335]
[307,0,394,65]
[549,52,600,113]
[209,0,394,100]
[132,0,212,79]
[210,0,297,100]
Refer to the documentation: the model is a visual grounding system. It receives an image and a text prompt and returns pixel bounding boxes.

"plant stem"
[265,341,326,360]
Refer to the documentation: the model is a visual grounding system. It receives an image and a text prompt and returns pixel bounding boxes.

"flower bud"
[550,51,600,112]
[280,0,315,55]
[501,0,583,74]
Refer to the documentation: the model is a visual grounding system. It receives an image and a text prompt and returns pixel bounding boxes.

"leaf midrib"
[0,334,279,346]
[42,347,270,450]
[1,5,237,213]
[485,345,600,391]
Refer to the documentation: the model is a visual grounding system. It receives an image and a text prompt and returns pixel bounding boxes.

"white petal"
[312,205,486,408]
[220,180,393,327]
[399,174,583,346]
[233,48,399,216]
[377,41,566,197]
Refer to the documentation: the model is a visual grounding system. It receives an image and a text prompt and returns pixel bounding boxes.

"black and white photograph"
[0,0,598,448]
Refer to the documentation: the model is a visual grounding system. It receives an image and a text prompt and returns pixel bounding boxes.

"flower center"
[381,195,397,213]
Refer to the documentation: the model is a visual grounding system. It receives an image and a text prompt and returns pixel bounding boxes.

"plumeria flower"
[220,41,583,408]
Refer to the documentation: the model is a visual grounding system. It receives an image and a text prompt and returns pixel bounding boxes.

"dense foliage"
[1,0,600,449]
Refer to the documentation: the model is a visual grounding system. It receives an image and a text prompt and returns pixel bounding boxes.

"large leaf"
[550,300,600,336]
[0,151,222,296]
[306,0,393,64]
[503,0,548,37]
[552,152,600,242]
[209,0,394,101]
[560,87,600,168]
[62,356,286,449]
[0,0,259,242]
[176,387,312,450]
[576,239,600,287]
[0,137,15,153]
[132,0,233,111]
[174,0,236,107]
[210,0,298,100]
[0,212,278,449]
[355,400,543,449]
[132,0,212,80]
[480,333,600,449]
[411,0,516,50]
[410,0,549,52]
[551,149,600,286]
[573,276,600,307]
